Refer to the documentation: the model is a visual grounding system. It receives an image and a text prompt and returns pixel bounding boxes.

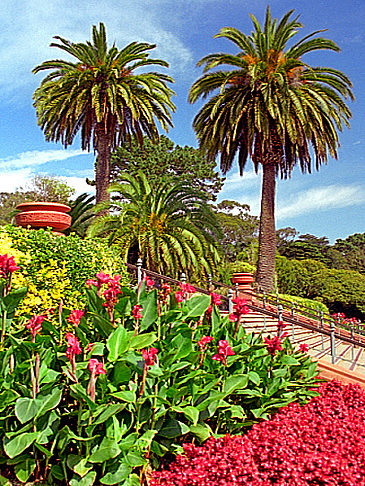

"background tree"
[333,233,365,274]
[189,7,353,292]
[33,23,175,205]
[110,135,224,200]
[88,172,222,279]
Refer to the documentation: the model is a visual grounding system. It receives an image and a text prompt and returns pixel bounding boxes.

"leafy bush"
[0,226,127,313]
[152,380,365,485]
[0,261,319,485]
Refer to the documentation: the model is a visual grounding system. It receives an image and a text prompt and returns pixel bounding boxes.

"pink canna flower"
[87,358,106,401]
[175,290,184,303]
[299,343,309,353]
[26,314,45,342]
[229,297,250,322]
[0,254,19,280]
[197,336,213,349]
[212,340,235,366]
[67,309,85,327]
[144,275,155,287]
[132,304,143,320]
[142,347,158,367]
[211,292,222,306]
[65,332,82,375]
[265,336,283,356]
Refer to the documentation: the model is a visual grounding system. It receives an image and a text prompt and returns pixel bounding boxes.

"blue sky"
[0,0,364,242]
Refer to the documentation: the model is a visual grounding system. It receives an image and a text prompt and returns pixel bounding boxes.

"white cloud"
[0,0,192,99]
[0,149,85,171]
[277,185,365,220]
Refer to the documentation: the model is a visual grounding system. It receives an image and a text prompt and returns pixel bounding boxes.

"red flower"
[212,339,235,365]
[229,297,250,322]
[197,336,213,349]
[175,290,184,303]
[299,343,309,353]
[142,347,158,367]
[88,358,106,376]
[85,343,95,353]
[264,336,283,356]
[159,283,172,305]
[132,304,143,320]
[180,282,196,294]
[67,309,85,327]
[26,314,45,342]
[0,254,19,280]
[144,275,155,287]
[102,275,122,312]
[210,292,222,306]
[86,278,97,289]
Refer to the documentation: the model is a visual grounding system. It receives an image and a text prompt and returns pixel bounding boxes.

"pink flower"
[211,292,222,306]
[175,290,184,303]
[229,297,250,322]
[197,336,213,349]
[299,343,309,353]
[26,314,45,342]
[0,254,19,280]
[96,271,111,285]
[102,275,122,312]
[264,336,283,356]
[85,343,95,353]
[142,347,158,367]
[144,275,155,287]
[212,340,235,366]
[65,333,82,374]
[67,309,85,327]
[88,358,106,376]
[180,282,196,294]
[132,304,143,320]
[159,283,172,305]
[86,278,97,289]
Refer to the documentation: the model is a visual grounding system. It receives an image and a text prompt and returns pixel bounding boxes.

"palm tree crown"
[88,172,222,279]
[33,23,175,204]
[189,7,353,291]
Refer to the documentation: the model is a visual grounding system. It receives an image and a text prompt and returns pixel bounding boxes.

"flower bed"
[151,380,365,486]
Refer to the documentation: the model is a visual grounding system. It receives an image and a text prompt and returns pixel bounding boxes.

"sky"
[0,0,364,243]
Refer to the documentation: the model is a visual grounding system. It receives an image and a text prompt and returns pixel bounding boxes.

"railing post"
[207,274,212,291]
[277,304,283,338]
[351,320,355,362]
[228,288,233,314]
[320,311,324,351]
[358,320,362,344]
[181,272,186,304]
[330,319,336,364]
[263,292,266,332]
[235,283,239,298]
[316,307,320,329]
[137,258,143,285]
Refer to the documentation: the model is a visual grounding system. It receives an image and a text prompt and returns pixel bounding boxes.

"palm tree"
[189,7,353,291]
[65,193,95,237]
[88,172,222,278]
[33,23,175,205]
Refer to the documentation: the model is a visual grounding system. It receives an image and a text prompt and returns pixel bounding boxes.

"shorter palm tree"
[88,172,222,278]
[65,193,95,237]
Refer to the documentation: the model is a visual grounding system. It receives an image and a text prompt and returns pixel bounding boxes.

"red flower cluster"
[67,309,85,327]
[144,275,155,287]
[212,340,235,366]
[299,343,309,353]
[175,282,196,304]
[86,272,122,312]
[159,283,172,305]
[142,347,158,367]
[65,332,82,374]
[206,292,222,318]
[264,336,283,356]
[152,381,365,486]
[0,254,19,280]
[26,314,45,342]
[228,297,250,322]
[88,358,106,376]
[197,335,213,349]
[132,304,143,320]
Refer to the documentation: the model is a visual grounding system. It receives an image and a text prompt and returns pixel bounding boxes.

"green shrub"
[0,226,128,313]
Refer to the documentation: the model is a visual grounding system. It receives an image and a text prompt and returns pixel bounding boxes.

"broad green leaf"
[107,325,128,362]
[90,312,114,337]
[125,451,147,467]
[4,287,28,314]
[248,371,261,385]
[88,438,121,463]
[190,423,213,442]
[280,355,300,366]
[223,374,248,394]
[211,305,222,335]
[70,471,97,486]
[4,432,38,458]
[37,387,62,417]
[100,461,131,485]
[112,362,132,384]
[14,458,36,483]
[140,290,158,331]
[172,406,200,425]
[111,390,136,403]
[70,384,97,411]
[129,332,157,350]
[67,455,92,478]
[0,474,11,485]
[0,390,19,410]
[158,418,190,438]
[51,464,64,481]
[185,294,211,318]
[15,398,39,424]
[125,474,140,486]
[93,404,126,425]
[229,405,246,419]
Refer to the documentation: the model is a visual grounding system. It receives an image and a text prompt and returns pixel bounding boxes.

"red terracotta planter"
[231,273,254,302]
[15,202,72,233]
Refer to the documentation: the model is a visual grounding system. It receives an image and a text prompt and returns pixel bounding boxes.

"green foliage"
[0,270,319,485]
[89,172,222,279]
[65,193,96,238]
[0,226,126,313]
[111,136,224,200]
[333,233,365,274]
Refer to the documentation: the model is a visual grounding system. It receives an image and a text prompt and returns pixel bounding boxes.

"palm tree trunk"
[256,161,276,292]
[95,124,112,206]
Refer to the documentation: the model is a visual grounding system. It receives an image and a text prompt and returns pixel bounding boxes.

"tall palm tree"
[189,7,353,291]
[33,23,175,205]
[88,172,222,278]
